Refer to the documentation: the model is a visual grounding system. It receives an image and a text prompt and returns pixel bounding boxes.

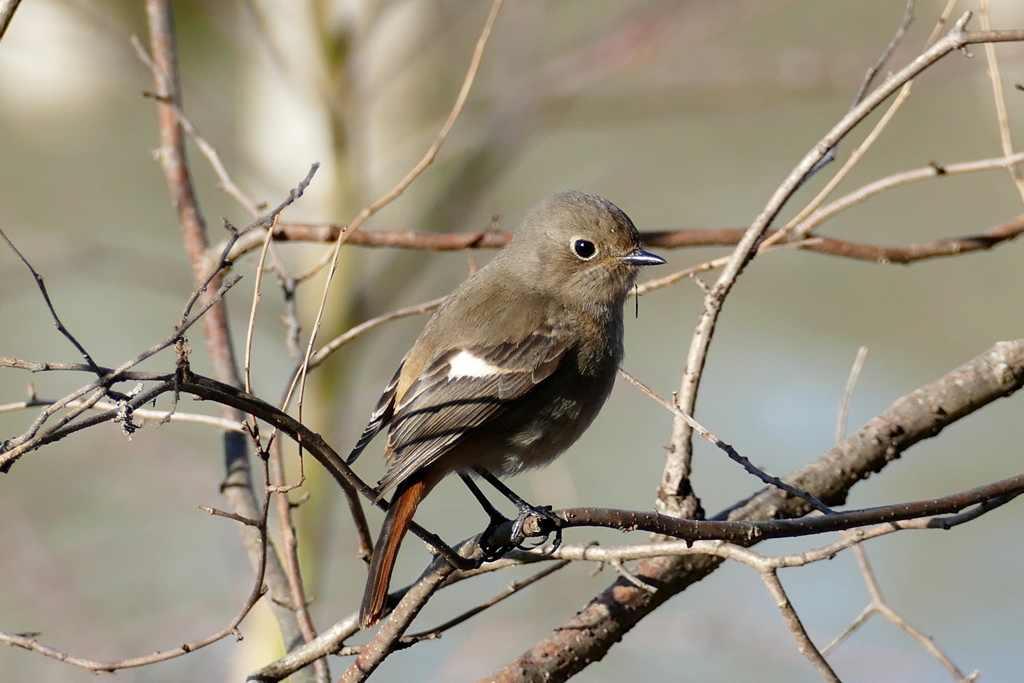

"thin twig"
[792,152,1024,239]
[0,359,166,375]
[131,35,262,216]
[803,0,915,181]
[0,275,240,470]
[620,369,835,515]
[836,346,869,444]
[267,438,327,680]
[629,241,821,302]
[0,396,244,432]
[979,0,1024,204]
[853,0,916,107]
[199,505,261,527]
[306,297,446,372]
[825,344,975,681]
[0,227,101,375]
[634,256,729,296]
[272,253,303,359]
[659,14,1024,519]
[822,542,978,682]
[404,560,572,640]
[609,559,657,594]
[761,570,840,682]
[244,214,280,394]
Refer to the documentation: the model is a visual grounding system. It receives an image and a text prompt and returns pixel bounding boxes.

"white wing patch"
[447,350,501,379]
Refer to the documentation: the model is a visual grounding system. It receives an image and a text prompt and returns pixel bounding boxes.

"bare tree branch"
[484,338,1024,682]
[223,205,1024,264]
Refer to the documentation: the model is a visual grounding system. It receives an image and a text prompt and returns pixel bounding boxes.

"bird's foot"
[511,503,563,553]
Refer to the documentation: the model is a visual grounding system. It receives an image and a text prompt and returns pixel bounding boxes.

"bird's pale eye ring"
[572,238,597,260]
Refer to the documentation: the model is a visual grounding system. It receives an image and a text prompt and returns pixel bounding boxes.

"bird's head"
[506,190,665,313]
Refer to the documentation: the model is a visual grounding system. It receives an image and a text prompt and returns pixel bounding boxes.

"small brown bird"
[349,190,664,627]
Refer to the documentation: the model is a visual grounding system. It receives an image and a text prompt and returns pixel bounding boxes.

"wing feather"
[346,363,403,465]
[376,326,568,494]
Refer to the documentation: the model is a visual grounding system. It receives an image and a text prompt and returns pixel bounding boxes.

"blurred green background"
[1,1,1023,681]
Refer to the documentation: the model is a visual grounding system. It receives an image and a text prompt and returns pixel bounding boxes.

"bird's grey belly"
[442,361,616,478]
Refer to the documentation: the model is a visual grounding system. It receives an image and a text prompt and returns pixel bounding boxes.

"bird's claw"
[511,503,563,553]
[477,504,563,562]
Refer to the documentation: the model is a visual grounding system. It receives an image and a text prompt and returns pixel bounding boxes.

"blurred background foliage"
[0,0,1022,681]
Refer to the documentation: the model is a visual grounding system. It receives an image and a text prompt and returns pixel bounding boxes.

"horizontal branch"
[0,395,244,432]
[220,213,1024,266]
[503,495,1009,569]
[0,358,167,379]
[536,472,1024,542]
[800,212,1024,263]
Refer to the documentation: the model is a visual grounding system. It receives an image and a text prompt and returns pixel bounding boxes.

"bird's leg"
[459,473,514,562]
[472,468,563,552]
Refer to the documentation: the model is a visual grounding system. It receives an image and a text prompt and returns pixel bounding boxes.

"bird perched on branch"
[348,190,665,628]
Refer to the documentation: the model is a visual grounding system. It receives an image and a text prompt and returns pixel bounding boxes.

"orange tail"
[360,477,430,628]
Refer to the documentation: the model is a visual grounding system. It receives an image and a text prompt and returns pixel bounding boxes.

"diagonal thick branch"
[483,338,1024,682]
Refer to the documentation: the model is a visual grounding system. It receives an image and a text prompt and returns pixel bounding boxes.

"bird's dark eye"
[572,238,596,260]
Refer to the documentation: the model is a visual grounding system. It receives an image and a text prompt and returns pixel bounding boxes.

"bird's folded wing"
[346,364,403,465]
[375,327,569,495]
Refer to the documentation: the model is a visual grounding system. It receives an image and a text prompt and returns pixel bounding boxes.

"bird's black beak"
[621,248,666,267]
